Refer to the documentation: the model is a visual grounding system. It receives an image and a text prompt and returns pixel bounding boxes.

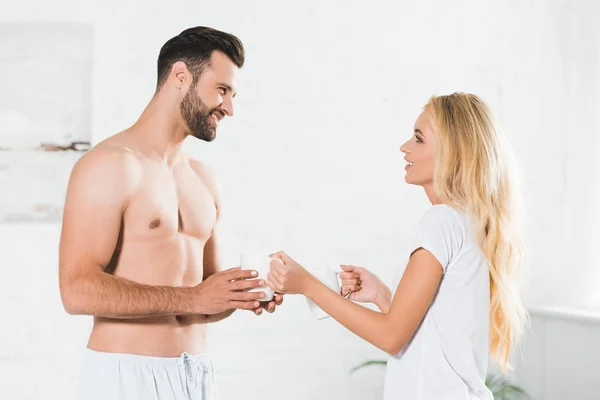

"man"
[59,26,283,399]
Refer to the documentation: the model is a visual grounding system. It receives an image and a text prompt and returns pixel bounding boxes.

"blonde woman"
[267,93,527,400]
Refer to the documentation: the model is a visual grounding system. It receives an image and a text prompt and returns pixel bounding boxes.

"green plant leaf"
[350,360,531,399]
[349,360,388,374]
[485,373,531,400]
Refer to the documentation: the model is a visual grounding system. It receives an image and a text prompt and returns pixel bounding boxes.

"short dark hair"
[156,26,245,89]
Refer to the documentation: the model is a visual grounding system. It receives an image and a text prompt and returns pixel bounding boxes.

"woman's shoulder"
[419,204,464,224]
[416,204,468,240]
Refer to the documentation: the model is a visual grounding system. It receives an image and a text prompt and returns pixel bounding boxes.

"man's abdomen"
[88,315,209,356]
[88,233,209,356]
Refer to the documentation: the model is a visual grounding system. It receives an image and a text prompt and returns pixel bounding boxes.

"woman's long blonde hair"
[426,93,527,370]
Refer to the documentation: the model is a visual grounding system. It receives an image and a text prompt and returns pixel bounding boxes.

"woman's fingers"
[340,265,359,272]
[341,284,361,296]
[266,272,284,291]
[339,272,360,280]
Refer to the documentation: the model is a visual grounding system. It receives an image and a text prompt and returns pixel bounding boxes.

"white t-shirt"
[384,205,492,400]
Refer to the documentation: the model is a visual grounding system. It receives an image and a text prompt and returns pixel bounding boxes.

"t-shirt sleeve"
[411,206,464,272]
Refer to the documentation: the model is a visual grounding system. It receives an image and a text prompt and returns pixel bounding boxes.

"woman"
[267,93,527,400]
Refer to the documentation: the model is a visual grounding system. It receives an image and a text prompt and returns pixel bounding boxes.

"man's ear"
[169,61,192,90]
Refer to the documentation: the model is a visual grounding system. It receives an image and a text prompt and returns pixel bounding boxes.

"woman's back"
[384,204,492,400]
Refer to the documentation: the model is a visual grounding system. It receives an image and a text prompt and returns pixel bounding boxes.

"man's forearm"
[62,271,196,318]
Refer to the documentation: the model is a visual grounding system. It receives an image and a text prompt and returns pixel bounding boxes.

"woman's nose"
[400,142,409,154]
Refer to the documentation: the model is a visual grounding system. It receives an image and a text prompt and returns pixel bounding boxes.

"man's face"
[180,51,238,142]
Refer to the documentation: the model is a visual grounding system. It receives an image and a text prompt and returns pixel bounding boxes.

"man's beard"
[180,89,217,142]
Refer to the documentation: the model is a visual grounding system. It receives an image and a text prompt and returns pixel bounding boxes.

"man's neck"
[131,96,188,166]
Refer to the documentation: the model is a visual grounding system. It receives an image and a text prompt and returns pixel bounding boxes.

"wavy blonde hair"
[425,93,527,370]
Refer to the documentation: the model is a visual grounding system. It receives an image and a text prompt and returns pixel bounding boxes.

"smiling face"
[399,110,437,188]
[180,50,238,142]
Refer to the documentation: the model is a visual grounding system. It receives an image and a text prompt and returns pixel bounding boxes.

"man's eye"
[218,88,227,95]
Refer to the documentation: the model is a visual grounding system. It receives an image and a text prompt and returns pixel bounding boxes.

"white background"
[1,0,599,398]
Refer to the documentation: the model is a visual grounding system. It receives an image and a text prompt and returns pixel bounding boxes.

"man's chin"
[192,130,216,142]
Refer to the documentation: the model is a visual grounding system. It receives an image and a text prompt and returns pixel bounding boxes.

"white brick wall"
[0,23,92,148]
[1,0,599,398]
[0,23,92,221]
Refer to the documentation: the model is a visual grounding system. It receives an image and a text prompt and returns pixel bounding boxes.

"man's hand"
[252,293,284,316]
[192,267,268,315]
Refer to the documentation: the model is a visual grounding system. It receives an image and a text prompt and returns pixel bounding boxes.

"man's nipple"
[149,219,162,229]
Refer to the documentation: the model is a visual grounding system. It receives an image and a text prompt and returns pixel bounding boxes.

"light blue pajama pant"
[77,348,216,399]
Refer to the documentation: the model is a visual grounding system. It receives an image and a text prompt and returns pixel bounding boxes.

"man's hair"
[156,26,245,89]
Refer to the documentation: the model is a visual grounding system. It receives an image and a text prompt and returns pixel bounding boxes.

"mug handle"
[332,269,352,298]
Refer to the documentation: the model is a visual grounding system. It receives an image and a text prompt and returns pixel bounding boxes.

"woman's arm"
[339,265,393,313]
[268,249,443,355]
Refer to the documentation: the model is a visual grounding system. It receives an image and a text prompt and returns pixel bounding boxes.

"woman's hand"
[340,265,392,312]
[266,251,313,294]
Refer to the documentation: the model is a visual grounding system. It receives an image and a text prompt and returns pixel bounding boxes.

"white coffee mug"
[306,267,342,319]
[240,251,276,302]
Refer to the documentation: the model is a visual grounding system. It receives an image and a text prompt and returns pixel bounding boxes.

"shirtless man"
[58,26,283,400]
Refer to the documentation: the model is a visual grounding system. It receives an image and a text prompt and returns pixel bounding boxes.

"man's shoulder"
[70,139,143,191]
[185,155,222,204]
[186,156,220,188]
[186,156,217,180]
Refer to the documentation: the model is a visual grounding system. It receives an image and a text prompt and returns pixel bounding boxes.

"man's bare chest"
[122,166,217,241]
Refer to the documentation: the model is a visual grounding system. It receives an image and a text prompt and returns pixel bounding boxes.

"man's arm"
[190,160,283,322]
[190,160,236,323]
[203,228,282,321]
[59,150,263,319]
[203,226,237,323]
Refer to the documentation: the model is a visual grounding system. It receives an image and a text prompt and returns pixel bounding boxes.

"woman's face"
[400,111,437,187]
